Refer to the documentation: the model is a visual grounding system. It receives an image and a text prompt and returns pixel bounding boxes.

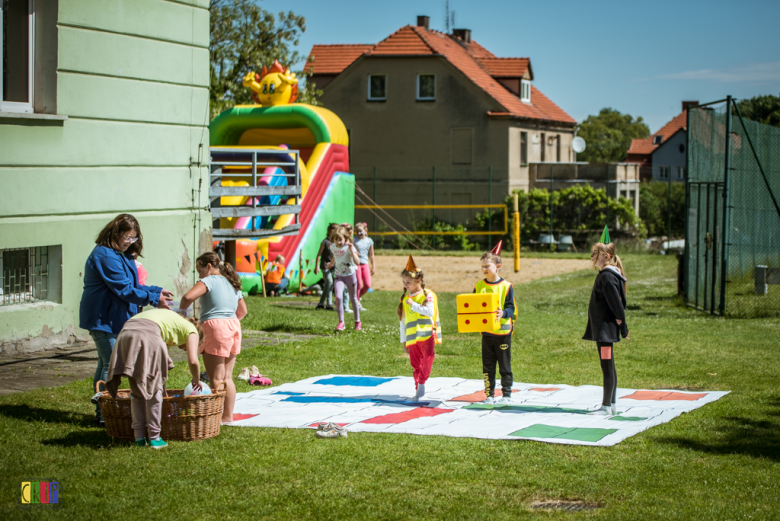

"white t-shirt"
[353,237,374,264]
[330,243,357,277]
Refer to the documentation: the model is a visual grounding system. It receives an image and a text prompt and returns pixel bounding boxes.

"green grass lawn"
[1,255,778,519]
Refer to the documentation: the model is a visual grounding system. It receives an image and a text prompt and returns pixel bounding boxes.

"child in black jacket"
[583,241,629,415]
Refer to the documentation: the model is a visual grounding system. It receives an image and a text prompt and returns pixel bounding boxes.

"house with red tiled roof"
[627,101,698,182]
[305,16,576,228]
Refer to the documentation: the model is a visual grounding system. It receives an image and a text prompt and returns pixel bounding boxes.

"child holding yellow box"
[473,242,517,404]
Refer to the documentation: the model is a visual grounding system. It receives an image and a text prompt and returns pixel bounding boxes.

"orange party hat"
[405,254,420,276]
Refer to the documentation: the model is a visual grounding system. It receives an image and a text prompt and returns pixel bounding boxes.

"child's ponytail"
[219,260,243,292]
[396,288,406,321]
[613,254,627,293]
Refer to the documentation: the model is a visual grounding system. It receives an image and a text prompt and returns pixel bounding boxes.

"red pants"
[356,263,371,298]
[408,336,436,386]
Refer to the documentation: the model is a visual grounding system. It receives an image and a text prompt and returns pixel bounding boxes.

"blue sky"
[261,0,780,131]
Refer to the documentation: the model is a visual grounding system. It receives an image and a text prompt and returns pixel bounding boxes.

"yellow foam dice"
[456,293,500,333]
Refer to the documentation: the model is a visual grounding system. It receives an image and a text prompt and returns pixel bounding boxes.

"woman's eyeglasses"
[123,236,139,244]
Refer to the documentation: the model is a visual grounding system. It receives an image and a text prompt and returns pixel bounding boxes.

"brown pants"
[128,378,163,440]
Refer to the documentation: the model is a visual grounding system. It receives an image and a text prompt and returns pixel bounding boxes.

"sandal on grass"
[248,375,272,386]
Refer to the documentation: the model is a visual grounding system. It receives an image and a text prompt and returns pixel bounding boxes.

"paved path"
[0,330,320,396]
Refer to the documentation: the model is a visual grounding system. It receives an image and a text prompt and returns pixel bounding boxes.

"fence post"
[719,96,732,316]
[667,165,673,239]
[373,166,377,233]
[549,165,554,252]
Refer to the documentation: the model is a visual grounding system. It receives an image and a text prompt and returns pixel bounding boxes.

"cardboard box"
[456,293,500,333]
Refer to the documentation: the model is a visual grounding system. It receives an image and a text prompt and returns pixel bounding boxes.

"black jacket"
[583,267,628,343]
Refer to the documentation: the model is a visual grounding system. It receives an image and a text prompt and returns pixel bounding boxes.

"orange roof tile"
[627,110,689,156]
[305,25,575,125]
[304,44,373,74]
[371,26,435,55]
[476,58,530,78]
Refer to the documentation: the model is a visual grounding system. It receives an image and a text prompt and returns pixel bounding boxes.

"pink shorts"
[199,318,242,357]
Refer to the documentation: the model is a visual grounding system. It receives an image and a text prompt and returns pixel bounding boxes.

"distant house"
[305,16,576,228]
[627,101,698,182]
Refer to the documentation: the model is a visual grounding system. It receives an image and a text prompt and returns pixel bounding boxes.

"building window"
[416,74,435,101]
[653,135,663,145]
[520,80,531,102]
[556,135,561,162]
[520,131,528,166]
[1,0,34,113]
[367,74,386,101]
[451,128,473,165]
[540,133,546,162]
[677,167,685,180]
[1,246,60,306]
[659,166,670,180]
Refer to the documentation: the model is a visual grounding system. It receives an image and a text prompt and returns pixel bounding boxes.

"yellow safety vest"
[402,290,442,347]
[474,279,517,335]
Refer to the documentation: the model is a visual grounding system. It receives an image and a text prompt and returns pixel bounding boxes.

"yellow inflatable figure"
[242,59,299,106]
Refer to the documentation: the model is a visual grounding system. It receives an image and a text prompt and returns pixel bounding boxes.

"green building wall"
[0,0,211,352]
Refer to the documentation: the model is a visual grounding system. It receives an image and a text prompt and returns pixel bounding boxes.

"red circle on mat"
[483,319,488,324]
[464,303,469,308]
[482,302,487,307]
[465,320,470,324]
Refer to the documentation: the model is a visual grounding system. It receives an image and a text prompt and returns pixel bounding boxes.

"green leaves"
[577,108,651,163]
[209,0,322,120]
[736,94,780,128]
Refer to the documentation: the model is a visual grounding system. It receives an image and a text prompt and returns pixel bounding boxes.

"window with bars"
[1,246,56,306]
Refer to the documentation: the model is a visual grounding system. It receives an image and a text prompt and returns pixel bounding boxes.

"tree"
[209,0,322,120]
[577,108,650,163]
[736,94,780,127]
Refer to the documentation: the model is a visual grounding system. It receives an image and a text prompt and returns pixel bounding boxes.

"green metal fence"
[686,97,780,317]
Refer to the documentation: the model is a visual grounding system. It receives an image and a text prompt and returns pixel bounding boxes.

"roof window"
[520,80,531,103]
[653,135,663,145]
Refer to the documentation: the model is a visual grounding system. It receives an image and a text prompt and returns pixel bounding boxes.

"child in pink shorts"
[181,252,248,423]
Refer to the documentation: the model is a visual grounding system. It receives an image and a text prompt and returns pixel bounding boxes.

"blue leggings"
[91,330,117,419]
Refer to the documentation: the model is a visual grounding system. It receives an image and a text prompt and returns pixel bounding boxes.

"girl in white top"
[180,252,247,423]
[353,222,375,310]
[326,226,361,331]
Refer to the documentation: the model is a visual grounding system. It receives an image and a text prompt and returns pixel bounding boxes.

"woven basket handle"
[95,380,106,393]
[216,382,227,393]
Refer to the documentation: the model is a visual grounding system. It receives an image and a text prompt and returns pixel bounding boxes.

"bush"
[639,181,686,237]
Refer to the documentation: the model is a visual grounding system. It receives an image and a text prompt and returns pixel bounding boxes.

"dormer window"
[520,80,531,103]
[653,135,663,145]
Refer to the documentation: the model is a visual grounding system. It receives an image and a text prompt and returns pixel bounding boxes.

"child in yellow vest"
[396,255,441,401]
[473,242,517,404]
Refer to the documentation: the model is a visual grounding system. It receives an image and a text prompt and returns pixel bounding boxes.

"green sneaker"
[134,438,147,447]
[148,437,168,449]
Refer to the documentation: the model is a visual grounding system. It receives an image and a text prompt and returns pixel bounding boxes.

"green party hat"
[599,225,611,244]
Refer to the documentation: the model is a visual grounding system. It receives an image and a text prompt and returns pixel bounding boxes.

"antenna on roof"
[444,1,450,33]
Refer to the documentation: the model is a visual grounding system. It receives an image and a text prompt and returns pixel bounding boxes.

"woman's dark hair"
[196,252,243,292]
[95,214,144,257]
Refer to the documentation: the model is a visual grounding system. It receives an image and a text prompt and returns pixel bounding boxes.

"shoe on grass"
[249,366,261,378]
[355,321,362,331]
[326,305,334,311]
[134,438,147,447]
[315,304,325,310]
[589,406,612,415]
[90,391,103,405]
[315,425,348,439]
[148,437,168,449]
[345,307,353,314]
[237,367,250,381]
[358,301,367,311]
[335,321,345,332]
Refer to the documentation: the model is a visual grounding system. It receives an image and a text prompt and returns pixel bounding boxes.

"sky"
[258,0,780,132]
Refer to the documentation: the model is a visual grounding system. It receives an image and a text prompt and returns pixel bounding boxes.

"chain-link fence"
[686,98,780,317]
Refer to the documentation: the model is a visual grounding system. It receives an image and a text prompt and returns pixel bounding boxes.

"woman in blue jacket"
[80,214,173,426]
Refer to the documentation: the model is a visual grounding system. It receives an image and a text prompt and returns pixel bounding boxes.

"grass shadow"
[42,429,122,450]
[657,397,780,462]
[0,404,94,427]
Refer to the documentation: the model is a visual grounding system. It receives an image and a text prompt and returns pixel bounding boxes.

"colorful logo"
[20,482,59,508]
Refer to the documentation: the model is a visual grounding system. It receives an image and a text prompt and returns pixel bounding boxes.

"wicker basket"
[95,380,226,442]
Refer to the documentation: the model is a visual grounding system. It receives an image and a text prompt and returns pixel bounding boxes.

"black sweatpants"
[597,342,617,406]
[482,334,513,398]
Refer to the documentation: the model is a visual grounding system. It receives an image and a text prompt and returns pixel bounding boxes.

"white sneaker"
[345,307,353,314]
[494,397,512,405]
[610,403,618,415]
[359,300,367,311]
[481,396,496,404]
[237,368,250,381]
[589,405,612,415]
[315,425,348,438]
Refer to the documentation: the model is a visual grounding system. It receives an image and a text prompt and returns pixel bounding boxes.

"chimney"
[682,100,699,112]
[452,28,471,44]
[416,16,430,30]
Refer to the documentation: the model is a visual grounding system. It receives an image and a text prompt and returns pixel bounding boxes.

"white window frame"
[659,166,670,180]
[367,74,386,101]
[677,167,685,180]
[0,0,35,114]
[416,73,435,101]
[520,79,531,103]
